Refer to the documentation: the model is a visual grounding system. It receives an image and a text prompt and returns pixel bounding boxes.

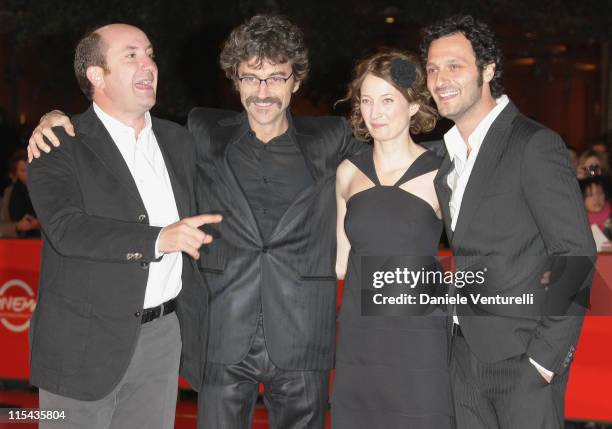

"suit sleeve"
[336,118,367,163]
[27,130,162,263]
[187,108,215,165]
[181,128,198,216]
[521,128,597,374]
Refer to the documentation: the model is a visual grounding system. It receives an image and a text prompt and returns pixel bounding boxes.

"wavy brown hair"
[341,49,437,141]
[219,14,309,86]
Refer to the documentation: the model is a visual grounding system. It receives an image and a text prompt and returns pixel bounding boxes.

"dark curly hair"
[74,29,109,101]
[420,15,504,98]
[339,49,438,141]
[219,14,309,87]
[579,176,611,200]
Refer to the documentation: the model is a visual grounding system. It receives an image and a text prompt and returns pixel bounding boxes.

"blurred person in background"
[0,108,21,193]
[576,149,607,179]
[590,139,609,171]
[579,176,612,249]
[4,149,40,237]
[0,149,40,237]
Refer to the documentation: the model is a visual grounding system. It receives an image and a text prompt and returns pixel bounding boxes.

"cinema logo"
[0,279,36,333]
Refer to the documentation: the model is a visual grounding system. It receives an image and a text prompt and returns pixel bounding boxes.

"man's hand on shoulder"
[28,110,75,161]
[158,214,223,260]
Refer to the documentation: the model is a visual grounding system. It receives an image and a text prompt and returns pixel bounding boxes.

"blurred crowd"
[569,140,612,251]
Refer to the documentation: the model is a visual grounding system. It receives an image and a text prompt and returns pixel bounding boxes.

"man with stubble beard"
[422,15,595,429]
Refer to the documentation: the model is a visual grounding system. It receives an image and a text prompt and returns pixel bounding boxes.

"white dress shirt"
[445,95,509,231]
[93,103,182,308]
[444,95,553,378]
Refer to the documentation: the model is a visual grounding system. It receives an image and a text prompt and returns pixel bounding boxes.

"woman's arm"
[335,160,352,280]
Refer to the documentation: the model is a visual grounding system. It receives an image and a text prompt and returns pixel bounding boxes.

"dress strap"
[347,146,380,186]
[394,150,442,187]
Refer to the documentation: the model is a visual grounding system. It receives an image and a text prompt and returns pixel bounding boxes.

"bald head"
[74,23,157,130]
[95,23,145,41]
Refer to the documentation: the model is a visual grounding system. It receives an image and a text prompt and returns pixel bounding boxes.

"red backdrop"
[1,240,610,421]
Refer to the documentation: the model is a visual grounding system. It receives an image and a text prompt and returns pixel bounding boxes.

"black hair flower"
[390,58,416,89]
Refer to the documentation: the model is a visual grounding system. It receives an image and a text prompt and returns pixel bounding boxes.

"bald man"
[27,24,220,429]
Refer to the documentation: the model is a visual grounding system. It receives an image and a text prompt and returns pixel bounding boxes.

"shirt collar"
[93,102,152,140]
[444,95,509,161]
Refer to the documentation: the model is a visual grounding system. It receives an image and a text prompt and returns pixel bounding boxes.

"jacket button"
[138,214,147,223]
[262,246,268,253]
[140,261,149,269]
[126,252,143,261]
[134,311,141,317]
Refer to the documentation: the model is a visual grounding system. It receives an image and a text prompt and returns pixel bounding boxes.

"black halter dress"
[331,147,453,429]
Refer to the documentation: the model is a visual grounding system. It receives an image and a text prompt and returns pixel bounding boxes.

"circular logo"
[0,279,36,333]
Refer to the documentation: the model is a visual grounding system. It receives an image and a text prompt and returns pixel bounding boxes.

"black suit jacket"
[188,108,363,370]
[27,106,207,400]
[433,101,596,374]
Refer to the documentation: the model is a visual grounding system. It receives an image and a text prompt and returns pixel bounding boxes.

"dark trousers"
[198,320,329,429]
[451,335,568,429]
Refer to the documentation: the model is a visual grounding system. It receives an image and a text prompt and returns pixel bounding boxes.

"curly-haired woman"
[333,49,452,428]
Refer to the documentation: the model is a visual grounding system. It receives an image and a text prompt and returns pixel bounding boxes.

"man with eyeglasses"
[186,14,363,428]
[28,14,363,429]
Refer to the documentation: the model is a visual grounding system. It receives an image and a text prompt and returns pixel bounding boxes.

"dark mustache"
[246,96,282,108]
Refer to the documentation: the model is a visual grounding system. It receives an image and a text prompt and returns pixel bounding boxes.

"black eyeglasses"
[237,72,294,88]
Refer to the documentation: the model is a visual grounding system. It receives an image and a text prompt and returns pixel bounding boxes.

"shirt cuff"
[529,358,554,378]
[154,232,164,259]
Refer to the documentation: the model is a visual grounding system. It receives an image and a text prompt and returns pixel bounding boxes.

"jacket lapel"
[268,126,323,241]
[292,122,325,185]
[451,102,519,247]
[78,107,145,209]
[209,114,262,243]
[434,151,454,243]
[152,119,189,218]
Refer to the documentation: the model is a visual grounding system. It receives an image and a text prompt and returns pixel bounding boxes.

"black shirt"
[227,115,314,239]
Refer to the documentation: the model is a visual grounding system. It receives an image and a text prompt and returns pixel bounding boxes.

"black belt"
[141,297,177,324]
